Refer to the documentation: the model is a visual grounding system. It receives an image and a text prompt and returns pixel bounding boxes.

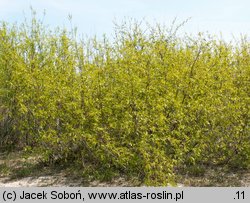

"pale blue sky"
[0,0,249,40]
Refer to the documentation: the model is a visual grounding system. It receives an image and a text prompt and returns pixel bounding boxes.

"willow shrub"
[0,16,249,185]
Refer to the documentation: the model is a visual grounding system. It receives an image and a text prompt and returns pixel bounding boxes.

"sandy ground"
[0,176,132,187]
[0,176,77,187]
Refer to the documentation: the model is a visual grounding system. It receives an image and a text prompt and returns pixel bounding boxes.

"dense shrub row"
[0,15,249,185]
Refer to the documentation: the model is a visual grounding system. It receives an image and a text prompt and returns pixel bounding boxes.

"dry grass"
[177,167,250,187]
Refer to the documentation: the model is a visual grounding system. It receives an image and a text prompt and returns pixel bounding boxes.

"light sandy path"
[0,176,138,187]
[0,176,82,187]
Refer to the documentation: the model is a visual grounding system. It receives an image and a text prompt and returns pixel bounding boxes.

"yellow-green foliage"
[0,16,249,185]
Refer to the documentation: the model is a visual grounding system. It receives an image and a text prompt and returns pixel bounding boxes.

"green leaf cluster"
[0,16,249,185]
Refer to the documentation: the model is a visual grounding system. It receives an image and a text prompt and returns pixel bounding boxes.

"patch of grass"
[186,165,206,177]
[0,163,10,176]
[10,162,39,179]
[176,165,248,186]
